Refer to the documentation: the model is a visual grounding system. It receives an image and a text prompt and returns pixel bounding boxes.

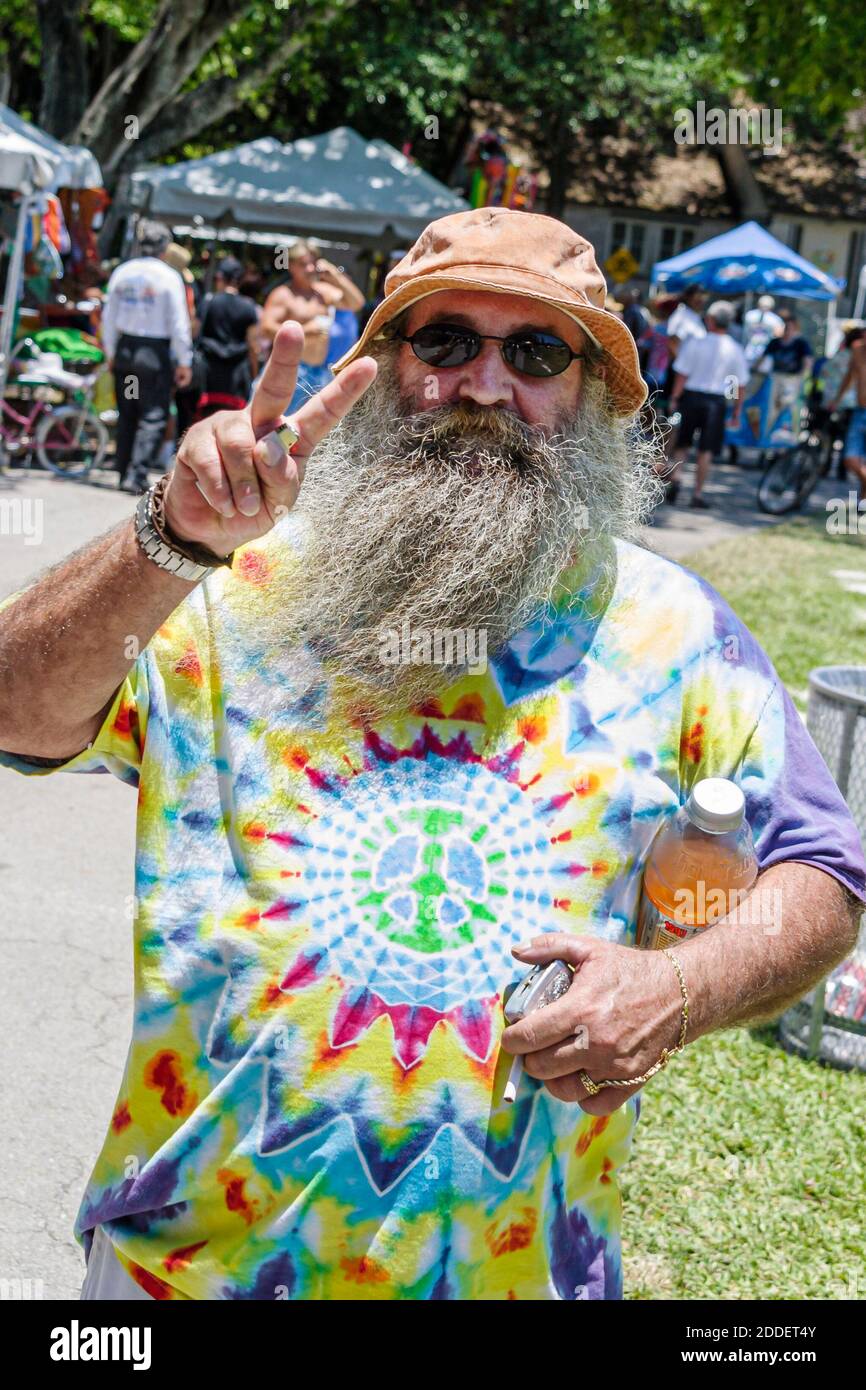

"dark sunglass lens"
[505,335,572,377]
[410,325,478,367]
[408,325,477,367]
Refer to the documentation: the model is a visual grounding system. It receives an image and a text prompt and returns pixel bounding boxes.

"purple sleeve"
[740,679,866,902]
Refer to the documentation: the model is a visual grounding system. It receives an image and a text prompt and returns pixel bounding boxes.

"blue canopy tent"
[650,220,844,301]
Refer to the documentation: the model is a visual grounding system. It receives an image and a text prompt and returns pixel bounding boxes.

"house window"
[610,219,646,268]
[787,223,803,254]
[659,225,695,261]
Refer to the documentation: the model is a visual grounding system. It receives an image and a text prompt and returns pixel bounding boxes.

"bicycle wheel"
[758,449,808,515]
[34,405,108,477]
[793,440,826,509]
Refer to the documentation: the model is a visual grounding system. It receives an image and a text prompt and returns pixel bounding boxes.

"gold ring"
[578,1069,601,1097]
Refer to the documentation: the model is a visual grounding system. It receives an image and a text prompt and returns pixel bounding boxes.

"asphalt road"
[0,467,137,1300]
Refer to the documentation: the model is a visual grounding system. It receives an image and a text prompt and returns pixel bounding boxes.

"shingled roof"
[563,134,866,222]
[464,107,866,222]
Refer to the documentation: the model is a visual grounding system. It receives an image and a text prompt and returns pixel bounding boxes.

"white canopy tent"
[0,103,103,191]
[0,127,58,419]
[122,126,468,249]
[0,110,103,422]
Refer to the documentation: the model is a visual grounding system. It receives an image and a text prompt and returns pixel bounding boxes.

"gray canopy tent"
[119,126,468,256]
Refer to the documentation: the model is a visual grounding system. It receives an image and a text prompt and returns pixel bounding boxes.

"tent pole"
[824,294,836,358]
[0,191,34,442]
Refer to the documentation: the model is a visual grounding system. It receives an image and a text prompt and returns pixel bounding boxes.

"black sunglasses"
[391,322,586,378]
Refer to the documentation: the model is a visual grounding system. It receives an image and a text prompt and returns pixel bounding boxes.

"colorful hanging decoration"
[463,130,538,211]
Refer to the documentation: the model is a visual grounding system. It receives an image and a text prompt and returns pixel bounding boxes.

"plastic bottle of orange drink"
[637,778,758,950]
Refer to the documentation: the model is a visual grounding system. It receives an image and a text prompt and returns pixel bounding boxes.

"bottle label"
[637,894,702,950]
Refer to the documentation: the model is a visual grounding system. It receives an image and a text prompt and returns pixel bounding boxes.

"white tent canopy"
[0,103,103,190]
[0,128,56,192]
[0,113,100,424]
[123,126,467,245]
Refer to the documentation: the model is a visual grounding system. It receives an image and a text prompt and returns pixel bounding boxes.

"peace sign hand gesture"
[163,322,377,557]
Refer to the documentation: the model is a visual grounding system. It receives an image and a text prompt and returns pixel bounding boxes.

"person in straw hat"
[2,208,863,1303]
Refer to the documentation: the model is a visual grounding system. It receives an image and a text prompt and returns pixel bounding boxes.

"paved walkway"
[641,454,847,562]
[0,466,136,1300]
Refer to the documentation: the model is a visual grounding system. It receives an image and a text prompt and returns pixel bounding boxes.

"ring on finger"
[260,418,301,468]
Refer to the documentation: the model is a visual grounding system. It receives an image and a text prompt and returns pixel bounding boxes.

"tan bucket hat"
[331,207,647,415]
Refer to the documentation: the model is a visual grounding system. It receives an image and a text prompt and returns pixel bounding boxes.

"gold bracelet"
[578,948,689,1096]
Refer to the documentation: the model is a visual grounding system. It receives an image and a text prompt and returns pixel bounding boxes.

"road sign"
[605,246,639,283]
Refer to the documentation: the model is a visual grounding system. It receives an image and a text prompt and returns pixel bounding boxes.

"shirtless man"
[261,242,364,373]
[829,336,866,499]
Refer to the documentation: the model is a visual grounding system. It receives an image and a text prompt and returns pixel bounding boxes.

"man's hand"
[174,365,192,389]
[501,933,684,1115]
[163,321,377,556]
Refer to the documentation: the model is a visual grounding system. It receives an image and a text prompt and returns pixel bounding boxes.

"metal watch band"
[134,488,215,583]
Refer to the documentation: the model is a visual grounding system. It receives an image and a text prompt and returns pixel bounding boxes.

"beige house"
[554,136,866,320]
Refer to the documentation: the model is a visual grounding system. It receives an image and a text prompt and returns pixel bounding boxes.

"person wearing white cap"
[102,220,193,493]
[666,299,750,507]
[743,293,785,368]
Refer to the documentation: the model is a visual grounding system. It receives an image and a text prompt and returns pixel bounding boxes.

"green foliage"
[8,0,866,183]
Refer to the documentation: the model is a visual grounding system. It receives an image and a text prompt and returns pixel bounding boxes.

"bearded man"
[1,209,863,1302]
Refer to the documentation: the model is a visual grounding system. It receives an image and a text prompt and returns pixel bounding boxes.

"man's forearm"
[674,861,862,1040]
[0,515,198,758]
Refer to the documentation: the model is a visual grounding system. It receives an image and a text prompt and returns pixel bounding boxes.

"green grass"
[621,1028,865,1300]
[621,518,866,1300]
[683,515,866,709]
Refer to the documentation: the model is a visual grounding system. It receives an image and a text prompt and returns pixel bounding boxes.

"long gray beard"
[253,347,663,717]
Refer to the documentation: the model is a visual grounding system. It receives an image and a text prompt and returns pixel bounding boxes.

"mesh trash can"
[778,667,866,1071]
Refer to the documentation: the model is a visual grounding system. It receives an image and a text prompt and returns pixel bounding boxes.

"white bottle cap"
[685,778,745,834]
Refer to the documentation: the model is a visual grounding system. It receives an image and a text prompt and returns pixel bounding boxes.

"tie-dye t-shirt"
[3,531,865,1302]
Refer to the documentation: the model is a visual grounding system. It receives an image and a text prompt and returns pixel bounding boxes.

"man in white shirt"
[102,220,193,494]
[665,284,707,359]
[742,293,785,368]
[664,300,750,508]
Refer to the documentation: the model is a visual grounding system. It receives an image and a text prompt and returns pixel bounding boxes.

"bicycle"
[756,405,837,515]
[1,338,110,478]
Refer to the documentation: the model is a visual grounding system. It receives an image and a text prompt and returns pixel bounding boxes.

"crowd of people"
[88,216,866,509]
[614,283,866,507]
[97,219,366,493]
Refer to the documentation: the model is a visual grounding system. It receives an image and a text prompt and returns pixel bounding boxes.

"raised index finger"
[249,321,305,434]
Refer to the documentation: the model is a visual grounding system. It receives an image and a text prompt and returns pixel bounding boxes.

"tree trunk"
[71,0,359,190]
[544,128,570,219]
[71,0,251,180]
[36,0,90,139]
[714,142,770,223]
